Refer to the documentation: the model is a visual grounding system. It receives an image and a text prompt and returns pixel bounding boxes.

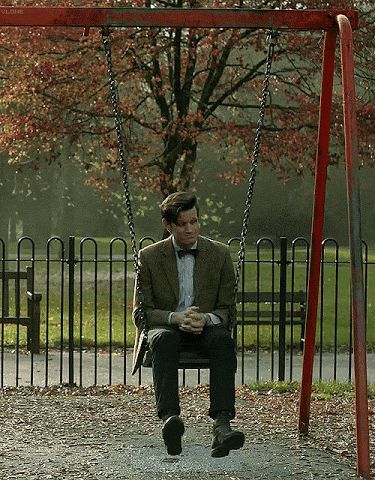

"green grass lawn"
[1,239,374,351]
[241,380,375,397]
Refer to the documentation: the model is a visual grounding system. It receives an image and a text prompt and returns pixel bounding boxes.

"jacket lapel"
[161,237,179,302]
[194,237,210,303]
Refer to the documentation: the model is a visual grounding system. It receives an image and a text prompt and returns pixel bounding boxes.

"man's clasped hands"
[170,306,209,334]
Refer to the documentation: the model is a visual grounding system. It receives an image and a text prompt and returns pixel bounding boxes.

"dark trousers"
[148,325,237,420]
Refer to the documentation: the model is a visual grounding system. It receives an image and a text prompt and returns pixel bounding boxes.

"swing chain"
[101,26,276,334]
[233,30,278,307]
[101,28,146,333]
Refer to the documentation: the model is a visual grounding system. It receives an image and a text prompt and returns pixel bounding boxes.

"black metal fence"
[1,236,374,387]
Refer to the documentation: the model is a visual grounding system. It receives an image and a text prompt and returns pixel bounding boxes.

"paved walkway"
[1,348,374,387]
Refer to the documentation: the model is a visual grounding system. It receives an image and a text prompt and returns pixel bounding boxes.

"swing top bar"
[0,7,358,31]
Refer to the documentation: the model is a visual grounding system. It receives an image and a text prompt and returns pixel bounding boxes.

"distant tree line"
[1,146,375,246]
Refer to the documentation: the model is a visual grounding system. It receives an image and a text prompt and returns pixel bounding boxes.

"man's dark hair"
[160,192,199,224]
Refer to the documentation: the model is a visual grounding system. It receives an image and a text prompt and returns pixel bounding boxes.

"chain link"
[101,28,146,333]
[233,30,277,313]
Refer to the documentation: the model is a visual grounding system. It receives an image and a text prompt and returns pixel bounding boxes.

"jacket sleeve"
[212,246,236,327]
[132,249,171,328]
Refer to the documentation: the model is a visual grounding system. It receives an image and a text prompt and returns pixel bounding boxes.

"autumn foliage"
[0,0,373,200]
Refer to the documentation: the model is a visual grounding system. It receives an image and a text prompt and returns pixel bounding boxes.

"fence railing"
[1,235,374,387]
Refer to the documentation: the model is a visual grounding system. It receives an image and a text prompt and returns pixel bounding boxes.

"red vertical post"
[337,14,371,480]
[298,30,337,434]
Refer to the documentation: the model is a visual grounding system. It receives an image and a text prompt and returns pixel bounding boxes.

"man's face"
[163,207,200,249]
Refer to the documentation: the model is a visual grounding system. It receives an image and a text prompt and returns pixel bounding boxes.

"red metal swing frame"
[0,6,369,479]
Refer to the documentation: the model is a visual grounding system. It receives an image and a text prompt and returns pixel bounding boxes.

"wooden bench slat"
[237,310,305,319]
[0,271,29,280]
[0,316,31,326]
[237,293,306,302]
[239,319,305,326]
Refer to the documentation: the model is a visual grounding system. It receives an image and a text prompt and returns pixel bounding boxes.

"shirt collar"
[172,237,198,252]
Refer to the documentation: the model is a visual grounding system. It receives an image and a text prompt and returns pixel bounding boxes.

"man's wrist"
[205,313,222,326]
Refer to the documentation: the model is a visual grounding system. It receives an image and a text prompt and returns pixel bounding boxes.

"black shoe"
[211,412,244,458]
[162,415,185,456]
[211,429,245,457]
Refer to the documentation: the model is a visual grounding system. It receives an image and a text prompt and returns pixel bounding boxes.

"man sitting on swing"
[132,191,245,457]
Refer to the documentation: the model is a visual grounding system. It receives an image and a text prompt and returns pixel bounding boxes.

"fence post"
[278,237,287,381]
[68,236,75,386]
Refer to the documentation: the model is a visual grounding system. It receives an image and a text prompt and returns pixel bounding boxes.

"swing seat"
[178,351,210,369]
[142,348,210,369]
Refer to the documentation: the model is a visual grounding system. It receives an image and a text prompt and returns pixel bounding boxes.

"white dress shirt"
[167,237,221,326]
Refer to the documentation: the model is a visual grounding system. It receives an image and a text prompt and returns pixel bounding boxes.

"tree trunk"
[159,133,198,197]
[178,141,197,191]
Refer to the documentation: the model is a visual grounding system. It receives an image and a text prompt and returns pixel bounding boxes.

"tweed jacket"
[131,235,235,374]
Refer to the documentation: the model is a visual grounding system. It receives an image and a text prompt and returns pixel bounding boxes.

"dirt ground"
[0,384,372,480]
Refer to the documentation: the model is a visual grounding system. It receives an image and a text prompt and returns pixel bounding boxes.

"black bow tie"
[177,248,198,258]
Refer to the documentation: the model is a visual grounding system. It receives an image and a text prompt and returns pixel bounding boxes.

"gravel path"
[0,385,368,479]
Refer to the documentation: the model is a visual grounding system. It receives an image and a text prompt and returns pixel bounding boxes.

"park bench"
[235,290,307,351]
[0,267,42,353]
